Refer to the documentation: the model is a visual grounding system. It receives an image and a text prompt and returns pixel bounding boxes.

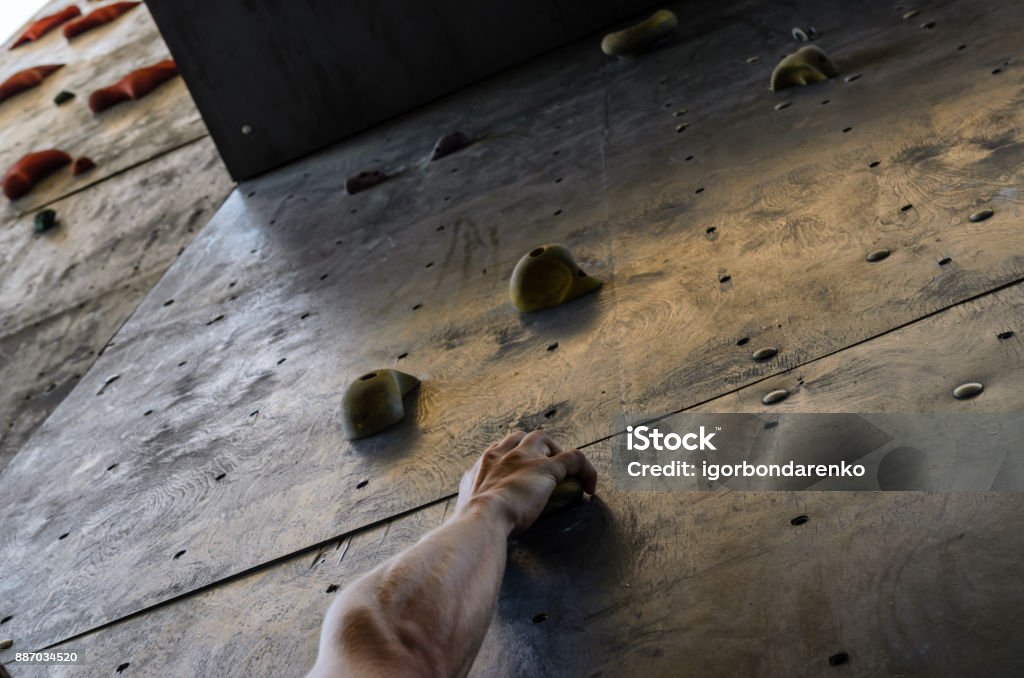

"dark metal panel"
[144,0,660,179]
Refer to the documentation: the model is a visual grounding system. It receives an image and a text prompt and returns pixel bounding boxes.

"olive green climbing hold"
[770,45,839,91]
[752,347,779,361]
[54,90,75,105]
[541,477,585,517]
[969,209,993,223]
[342,369,420,440]
[33,208,57,233]
[601,9,678,57]
[866,248,891,262]
[509,244,602,312]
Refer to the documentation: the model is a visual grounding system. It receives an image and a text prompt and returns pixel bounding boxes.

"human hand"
[456,430,598,535]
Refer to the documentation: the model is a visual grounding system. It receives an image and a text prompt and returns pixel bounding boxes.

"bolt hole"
[116,662,130,673]
[529,247,545,257]
[547,343,559,351]
[532,613,548,624]
[828,652,850,667]
[163,299,174,307]
[357,479,369,489]
[544,408,557,419]
[360,373,377,381]
[790,515,809,526]
[173,550,186,560]
[737,337,750,346]
[997,331,1015,340]
[59,532,69,540]
[326,584,339,593]
[215,473,226,481]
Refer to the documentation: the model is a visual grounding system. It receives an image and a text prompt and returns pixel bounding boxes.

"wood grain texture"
[21,278,1024,676]
[3,0,1024,655]
[0,137,234,471]
[0,1,208,214]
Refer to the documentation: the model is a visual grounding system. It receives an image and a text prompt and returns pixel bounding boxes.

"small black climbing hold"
[764,420,778,430]
[790,515,809,526]
[762,389,789,405]
[215,473,226,481]
[828,652,850,666]
[869,161,880,168]
[172,549,186,559]
[116,663,130,673]
[969,209,993,223]
[325,584,340,593]
[58,532,69,539]
[532,613,548,624]
[33,209,57,234]
[356,479,368,489]
[752,347,779,361]
[547,342,559,351]
[992,68,1003,75]
[544,408,557,419]
[719,274,732,283]
[842,127,853,133]
[737,337,750,346]
[900,204,913,212]
[997,331,1014,340]
[821,99,830,105]
[938,256,951,266]
[866,249,891,262]
[953,382,984,400]
[54,90,75,105]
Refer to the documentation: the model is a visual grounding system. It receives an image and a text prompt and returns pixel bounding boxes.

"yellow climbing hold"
[342,369,420,440]
[510,244,602,312]
[601,9,678,57]
[770,45,838,91]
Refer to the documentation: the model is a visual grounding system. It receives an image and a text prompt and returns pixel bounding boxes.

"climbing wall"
[0,0,234,475]
[2,0,1024,675]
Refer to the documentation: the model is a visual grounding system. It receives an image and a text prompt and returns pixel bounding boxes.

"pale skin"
[308,430,598,678]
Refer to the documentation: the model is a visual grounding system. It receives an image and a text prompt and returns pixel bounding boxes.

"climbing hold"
[430,131,471,161]
[866,248,891,262]
[774,101,791,111]
[675,122,688,133]
[541,477,585,517]
[33,209,57,234]
[509,244,602,312]
[72,157,96,176]
[0,638,11,650]
[88,59,179,113]
[672,108,688,117]
[968,208,993,223]
[3,150,72,200]
[53,90,75,105]
[770,46,838,91]
[762,389,790,405]
[844,73,861,83]
[63,2,141,40]
[11,6,81,49]
[752,347,778,361]
[791,27,816,42]
[342,369,420,439]
[601,9,678,57]
[0,65,63,105]
[345,169,388,195]
[902,10,919,19]
[747,56,759,64]
[952,382,984,400]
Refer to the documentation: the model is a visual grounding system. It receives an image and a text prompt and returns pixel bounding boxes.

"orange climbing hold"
[11,6,81,49]
[63,2,140,40]
[0,65,63,104]
[3,150,72,200]
[72,157,96,176]
[88,59,178,113]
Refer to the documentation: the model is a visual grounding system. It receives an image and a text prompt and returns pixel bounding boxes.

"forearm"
[311,497,512,678]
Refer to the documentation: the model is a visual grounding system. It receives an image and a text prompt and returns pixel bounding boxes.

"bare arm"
[308,430,598,678]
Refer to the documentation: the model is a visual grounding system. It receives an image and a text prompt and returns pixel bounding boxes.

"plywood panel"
[0,137,234,470]
[0,2,209,214]
[16,278,1024,676]
[2,0,1024,655]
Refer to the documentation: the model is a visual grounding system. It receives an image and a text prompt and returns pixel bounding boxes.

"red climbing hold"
[88,59,178,113]
[63,2,140,40]
[72,157,97,176]
[0,65,64,104]
[3,150,72,200]
[11,6,81,49]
